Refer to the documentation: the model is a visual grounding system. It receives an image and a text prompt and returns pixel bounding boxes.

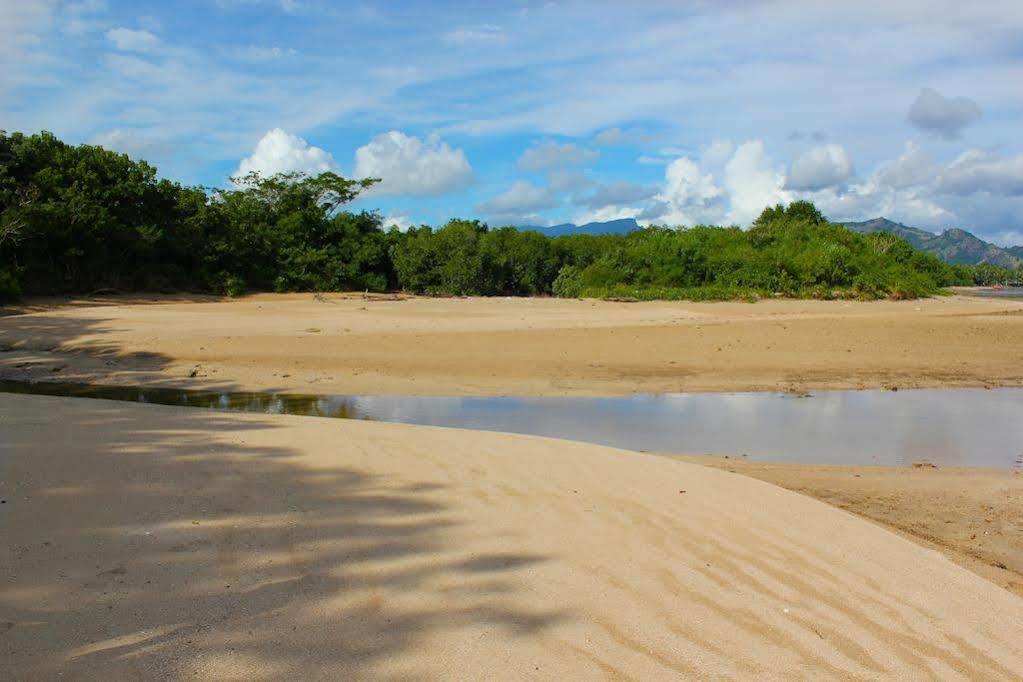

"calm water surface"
[2,380,1021,468]
[969,286,1023,300]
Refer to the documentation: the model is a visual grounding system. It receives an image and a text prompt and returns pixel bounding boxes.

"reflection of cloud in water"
[329,389,1022,469]
[1,380,1018,468]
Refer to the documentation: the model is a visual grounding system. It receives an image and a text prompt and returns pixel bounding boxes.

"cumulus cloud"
[354,131,472,196]
[646,156,724,225]
[580,181,658,208]
[723,140,791,224]
[381,213,415,232]
[791,141,951,228]
[937,150,1023,196]
[874,141,936,189]
[518,141,599,171]
[235,128,338,179]
[907,87,981,140]
[700,139,735,169]
[475,180,559,215]
[786,144,853,191]
[106,27,161,52]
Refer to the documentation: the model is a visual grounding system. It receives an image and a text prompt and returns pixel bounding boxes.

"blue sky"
[3,1,1023,243]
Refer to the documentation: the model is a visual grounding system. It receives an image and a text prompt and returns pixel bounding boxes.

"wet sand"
[673,456,1023,598]
[2,293,1022,396]
[3,393,1022,679]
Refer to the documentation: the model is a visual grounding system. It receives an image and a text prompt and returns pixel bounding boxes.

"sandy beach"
[2,293,1023,396]
[3,393,1022,679]
[673,456,1023,598]
[3,295,1023,677]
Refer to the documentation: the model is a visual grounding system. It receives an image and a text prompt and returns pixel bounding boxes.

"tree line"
[1,130,1017,303]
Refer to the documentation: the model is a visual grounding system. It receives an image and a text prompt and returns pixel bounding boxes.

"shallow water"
[2,380,1021,468]
[969,286,1023,300]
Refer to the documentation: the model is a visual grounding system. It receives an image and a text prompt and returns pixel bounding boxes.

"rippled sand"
[3,394,1021,679]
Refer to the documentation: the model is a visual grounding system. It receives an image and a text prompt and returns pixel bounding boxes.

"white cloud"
[475,180,559,214]
[354,131,472,196]
[443,24,505,45]
[0,1,54,96]
[723,140,791,225]
[786,144,853,191]
[230,45,298,62]
[572,204,642,225]
[874,141,936,189]
[907,87,982,140]
[381,213,415,232]
[106,27,161,53]
[700,139,735,169]
[88,128,174,160]
[793,141,951,228]
[518,141,599,171]
[937,150,1023,196]
[235,128,338,179]
[648,156,723,226]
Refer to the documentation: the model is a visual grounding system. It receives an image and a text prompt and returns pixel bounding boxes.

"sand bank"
[2,293,1022,396]
[2,394,1022,679]
[673,456,1023,598]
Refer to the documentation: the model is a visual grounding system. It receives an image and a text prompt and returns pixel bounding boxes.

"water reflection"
[968,286,1023,300]
[1,380,1020,469]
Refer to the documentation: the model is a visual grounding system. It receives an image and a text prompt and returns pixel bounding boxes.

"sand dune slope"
[2,394,1022,679]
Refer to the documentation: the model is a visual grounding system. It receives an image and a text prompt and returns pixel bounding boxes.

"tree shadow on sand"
[0,398,565,678]
[0,311,263,393]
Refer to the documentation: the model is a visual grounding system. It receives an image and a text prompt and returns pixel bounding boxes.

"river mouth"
[3,379,1021,469]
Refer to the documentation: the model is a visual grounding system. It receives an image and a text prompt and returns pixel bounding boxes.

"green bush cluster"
[391,202,978,300]
[2,131,1017,304]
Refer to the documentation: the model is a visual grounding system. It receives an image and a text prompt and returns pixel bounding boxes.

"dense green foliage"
[2,131,1019,304]
[0,131,394,299]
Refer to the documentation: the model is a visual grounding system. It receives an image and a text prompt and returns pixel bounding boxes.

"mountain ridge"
[517,218,641,237]
[843,218,1022,268]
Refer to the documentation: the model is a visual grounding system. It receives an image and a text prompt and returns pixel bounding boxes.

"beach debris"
[305,327,321,333]
[911,461,937,469]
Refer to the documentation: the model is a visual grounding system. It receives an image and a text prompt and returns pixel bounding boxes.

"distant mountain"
[518,218,641,237]
[844,218,1022,269]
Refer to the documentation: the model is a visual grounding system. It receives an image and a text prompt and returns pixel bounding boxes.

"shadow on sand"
[0,398,564,678]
